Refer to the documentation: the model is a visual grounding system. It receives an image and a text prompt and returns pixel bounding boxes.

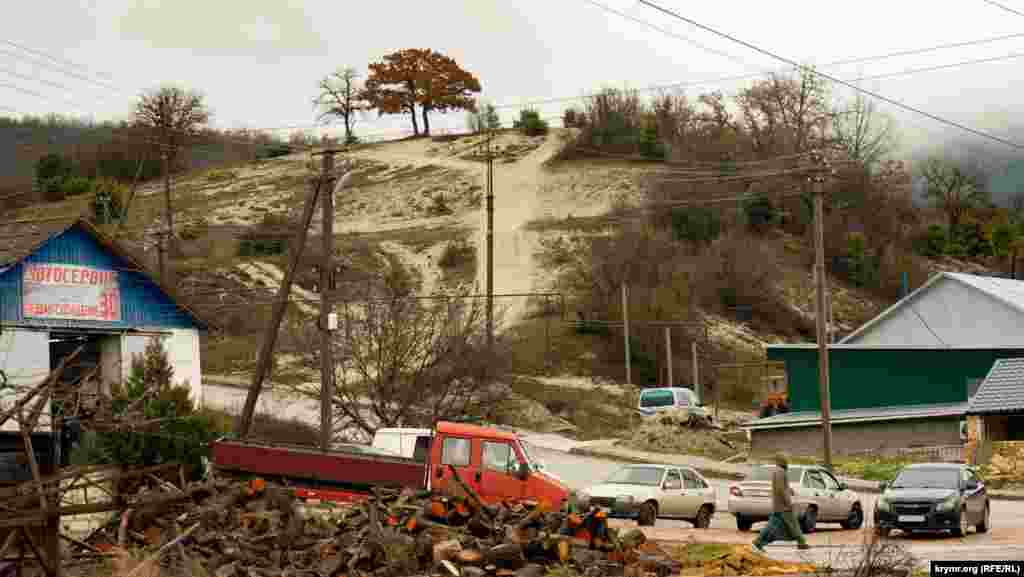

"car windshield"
[746,465,803,483]
[605,466,664,486]
[640,390,675,408]
[890,468,960,490]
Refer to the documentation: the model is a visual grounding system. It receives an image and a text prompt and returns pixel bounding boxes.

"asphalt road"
[529,443,1024,567]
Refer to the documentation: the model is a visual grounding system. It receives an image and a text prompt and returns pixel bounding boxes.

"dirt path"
[348,134,567,325]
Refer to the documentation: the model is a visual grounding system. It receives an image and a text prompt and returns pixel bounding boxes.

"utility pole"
[319,150,337,452]
[239,168,325,437]
[811,150,834,470]
[158,150,170,281]
[485,129,495,353]
[692,340,700,403]
[665,326,673,387]
[622,282,631,386]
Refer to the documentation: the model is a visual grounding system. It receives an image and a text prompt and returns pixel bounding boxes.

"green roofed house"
[750,272,1024,458]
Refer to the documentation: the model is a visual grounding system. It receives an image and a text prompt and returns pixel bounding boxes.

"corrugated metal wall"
[766,348,1024,412]
[0,225,195,330]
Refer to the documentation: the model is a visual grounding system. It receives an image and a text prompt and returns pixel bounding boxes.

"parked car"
[638,387,711,422]
[874,463,989,537]
[727,464,864,532]
[583,464,717,528]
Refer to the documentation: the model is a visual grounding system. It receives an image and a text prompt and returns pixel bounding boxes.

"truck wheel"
[638,502,657,526]
[736,515,753,531]
[693,505,713,529]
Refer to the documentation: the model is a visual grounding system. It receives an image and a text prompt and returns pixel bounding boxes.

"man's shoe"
[797,542,811,550]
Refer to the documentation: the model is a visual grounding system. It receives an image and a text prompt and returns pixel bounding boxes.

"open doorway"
[49,332,122,426]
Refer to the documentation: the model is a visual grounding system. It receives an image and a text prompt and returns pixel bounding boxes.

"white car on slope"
[584,464,717,528]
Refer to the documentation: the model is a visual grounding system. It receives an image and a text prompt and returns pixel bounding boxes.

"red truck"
[210,421,570,508]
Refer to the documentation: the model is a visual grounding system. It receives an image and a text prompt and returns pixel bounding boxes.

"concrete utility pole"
[664,326,673,387]
[319,151,337,452]
[485,130,495,352]
[239,164,325,438]
[811,151,834,470]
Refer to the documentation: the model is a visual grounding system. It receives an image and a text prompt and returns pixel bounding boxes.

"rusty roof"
[0,217,80,269]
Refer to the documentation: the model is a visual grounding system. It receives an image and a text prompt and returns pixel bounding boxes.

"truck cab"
[425,422,569,509]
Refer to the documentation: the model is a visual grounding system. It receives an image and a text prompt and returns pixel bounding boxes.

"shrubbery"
[514,108,548,136]
[71,337,225,480]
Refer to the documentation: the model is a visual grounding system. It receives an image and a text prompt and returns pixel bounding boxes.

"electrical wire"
[979,0,1024,17]
[631,0,1024,150]
[0,47,124,95]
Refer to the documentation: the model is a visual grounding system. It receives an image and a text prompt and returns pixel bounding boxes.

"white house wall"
[123,331,203,406]
[848,277,1024,346]
[0,329,50,432]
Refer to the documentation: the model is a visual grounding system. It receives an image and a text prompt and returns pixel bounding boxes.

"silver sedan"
[727,465,865,532]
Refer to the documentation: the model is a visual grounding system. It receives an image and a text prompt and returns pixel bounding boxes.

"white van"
[637,387,711,421]
[371,428,433,462]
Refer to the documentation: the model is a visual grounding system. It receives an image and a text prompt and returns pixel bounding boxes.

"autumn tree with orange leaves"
[364,49,482,136]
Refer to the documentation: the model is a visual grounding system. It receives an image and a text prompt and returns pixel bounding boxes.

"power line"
[1,39,116,82]
[979,0,1024,17]
[496,2,1024,112]
[632,0,1024,150]
[0,46,123,94]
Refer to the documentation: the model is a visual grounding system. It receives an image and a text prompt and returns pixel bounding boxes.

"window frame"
[681,468,704,489]
[440,436,471,467]
[663,468,683,490]
[804,470,826,490]
[481,440,516,475]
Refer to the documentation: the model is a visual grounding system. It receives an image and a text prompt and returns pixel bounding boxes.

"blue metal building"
[0,217,207,432]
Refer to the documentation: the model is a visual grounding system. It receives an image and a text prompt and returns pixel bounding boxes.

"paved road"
[529,442,1024,567]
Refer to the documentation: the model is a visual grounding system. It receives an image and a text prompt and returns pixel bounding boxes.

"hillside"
[5,128,1003,435]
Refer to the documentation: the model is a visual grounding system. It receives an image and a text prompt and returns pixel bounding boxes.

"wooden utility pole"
[239,169,324,437]
[664,327,673,387]
[319,151,337,451]
[692,340,700,403]
[158,150,170,281]
[485,130,495,352]
[622,282,631,386]
[811,151,834,470]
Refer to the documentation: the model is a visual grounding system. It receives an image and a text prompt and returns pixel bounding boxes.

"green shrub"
[62,176,93,197]
[638,124,665,159]
[743,194,776,232]
[256,142,292,160]
[89,179,125,224]
[914,224,947,257]
[34,153,73,186]
[589,110,636,149]
[514,108,548,136]
[671,206,721,245]
[71,337,222,480]
[39,177,66,202]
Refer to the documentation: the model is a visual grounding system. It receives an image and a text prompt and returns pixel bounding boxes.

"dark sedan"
[874,463,990,537]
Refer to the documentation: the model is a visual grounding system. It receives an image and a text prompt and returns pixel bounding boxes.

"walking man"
[753,452,810,552]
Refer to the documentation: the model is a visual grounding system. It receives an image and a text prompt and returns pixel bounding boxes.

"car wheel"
[977,503,990,534]
[736,515,754,532]
[801,507,817,534]
[952,507,970,537]
[638,502,657,527]
[693,505,713,529]
[841,503,864,530]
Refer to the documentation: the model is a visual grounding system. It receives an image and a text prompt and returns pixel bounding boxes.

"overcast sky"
[3,0,1024,157]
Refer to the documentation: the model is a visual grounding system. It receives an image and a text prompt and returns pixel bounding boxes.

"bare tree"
[315,67,370,145]
[134,85,210,278]
[921,156,990,230]
[288,255,507,441]
[832,93,897,169]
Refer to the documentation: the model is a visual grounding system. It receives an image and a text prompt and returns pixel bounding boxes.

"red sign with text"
[22,263,121,321]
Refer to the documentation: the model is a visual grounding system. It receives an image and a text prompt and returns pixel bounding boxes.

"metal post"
[486,130,495,353]
[665,326,673,387]
[622,282,631,386]
[692,340,700,403]
[319,151,336,452]
[814,170,834,470]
